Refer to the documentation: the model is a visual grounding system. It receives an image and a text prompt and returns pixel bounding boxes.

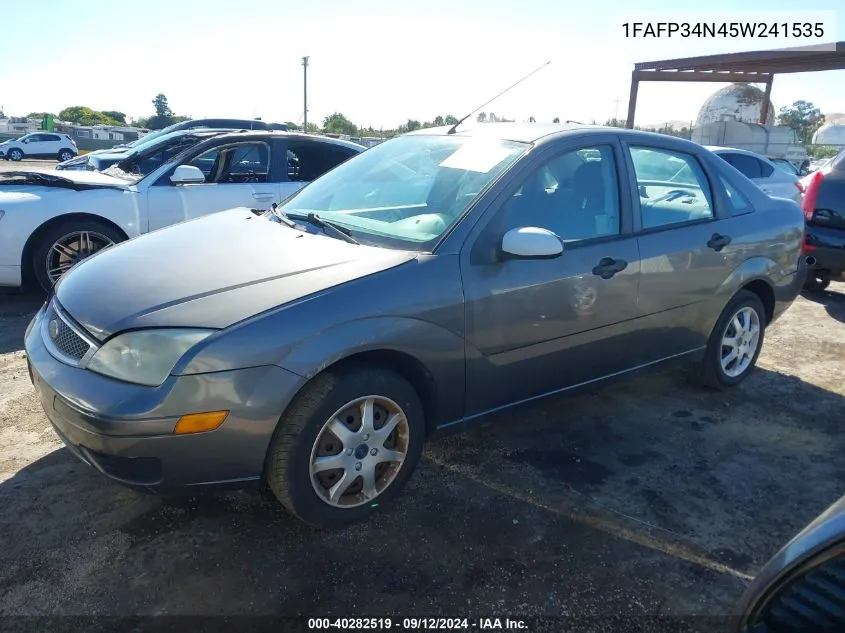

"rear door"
[40,133,63,157]
[144,138,278,232]
[624,141,744,360]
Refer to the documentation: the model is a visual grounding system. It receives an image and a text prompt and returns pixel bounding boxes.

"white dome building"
[812,123,845,147]
[695,83,775,128]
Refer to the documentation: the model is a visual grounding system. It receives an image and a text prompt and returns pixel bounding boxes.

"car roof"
[199,130,365,150]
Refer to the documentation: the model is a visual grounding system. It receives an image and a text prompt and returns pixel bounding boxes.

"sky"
[1,0,843,130]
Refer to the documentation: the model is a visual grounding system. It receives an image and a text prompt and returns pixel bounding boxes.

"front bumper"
[24,304,304,490]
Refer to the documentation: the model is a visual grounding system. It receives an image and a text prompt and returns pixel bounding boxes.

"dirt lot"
[1,282,843,626]
[0,158,58,171]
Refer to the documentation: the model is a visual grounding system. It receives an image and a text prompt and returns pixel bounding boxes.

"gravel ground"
[0,278,843,625]
[0,159,58,171]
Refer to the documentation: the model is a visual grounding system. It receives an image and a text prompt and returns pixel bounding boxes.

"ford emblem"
[48,319,60,339]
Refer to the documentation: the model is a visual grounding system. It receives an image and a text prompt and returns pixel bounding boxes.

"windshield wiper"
[287,211,359,245]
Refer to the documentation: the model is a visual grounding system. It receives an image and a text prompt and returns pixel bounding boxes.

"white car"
[0,132,78,162]
[0,131,363,291]
[705,146,803,203]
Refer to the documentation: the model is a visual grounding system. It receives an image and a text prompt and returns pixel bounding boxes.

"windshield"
[279,134,527,250]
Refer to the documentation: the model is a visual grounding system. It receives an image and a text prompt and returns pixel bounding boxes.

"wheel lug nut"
[355,462,362,471]
[362,434,370,441]
[370,448,378,456]
[346,448,353,456]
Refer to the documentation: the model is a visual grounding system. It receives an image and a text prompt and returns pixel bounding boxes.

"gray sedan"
[24,123,807,527]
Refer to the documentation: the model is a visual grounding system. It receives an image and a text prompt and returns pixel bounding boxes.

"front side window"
[279,135,527,250]
[187,142,269,184]
[629,146,714,229]
[496,145,621,242]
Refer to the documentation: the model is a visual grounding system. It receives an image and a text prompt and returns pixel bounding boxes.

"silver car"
[25,123,807,527]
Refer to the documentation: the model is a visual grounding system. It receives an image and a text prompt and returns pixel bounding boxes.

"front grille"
[755,552,845,632]
[43,301,94,364]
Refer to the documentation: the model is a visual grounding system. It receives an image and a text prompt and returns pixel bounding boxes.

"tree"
[476,112,487,123]
[27,111,55,120]
[101,111,126,124]
[58,106,119,126]
[152,93,173,118]
[604,118,625,128]
[433,115,444,126]
[528,116,536,123]
[304,122,320,134]
[552,117,560,123]
[284,121,300,131]
[323,112,358,135]
[444,115,459,125]
[777,100,825,145]
[405,119,421,131]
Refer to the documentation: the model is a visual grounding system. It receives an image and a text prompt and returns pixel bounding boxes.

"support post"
[302,56,309,132]
[759,76,773,125]
[625,72,639,129]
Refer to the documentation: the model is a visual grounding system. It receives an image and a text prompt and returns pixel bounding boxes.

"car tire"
[57,149,74,162]
[265,363,425,528]
[8,148,23,161]
[692,289,767,390]
[31,218,125,293]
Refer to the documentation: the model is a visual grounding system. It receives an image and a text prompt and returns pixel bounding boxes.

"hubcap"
[45,230,115,284]
[309,395,409,508]
[720,306,761,378]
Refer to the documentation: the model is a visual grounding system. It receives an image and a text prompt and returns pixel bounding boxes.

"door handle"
[707,233,732,251]
[592,257,628,279]
[252,192,275,199]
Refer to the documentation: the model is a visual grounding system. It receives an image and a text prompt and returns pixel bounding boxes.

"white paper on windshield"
[439,143,513,173]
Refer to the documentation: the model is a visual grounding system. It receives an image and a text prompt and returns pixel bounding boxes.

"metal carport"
[626,41,845,129]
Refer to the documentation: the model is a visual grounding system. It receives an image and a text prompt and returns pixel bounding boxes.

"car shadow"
[800,286,845,324]
[0,291,44,355]
[1,363,842,618]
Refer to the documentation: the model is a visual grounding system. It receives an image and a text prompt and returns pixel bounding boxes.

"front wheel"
[265,364,425,528]
[8,148,23,161]
[31,219,125,292]
[692,290,767,389]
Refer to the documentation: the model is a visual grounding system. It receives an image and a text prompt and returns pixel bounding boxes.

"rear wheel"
[57,149,74,162]
[8,148,23,161]
[31,218,125,292]
[265,364,425,528]
[692,290,766,389]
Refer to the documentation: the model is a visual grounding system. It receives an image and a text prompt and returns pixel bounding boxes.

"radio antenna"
[446,60,551,135]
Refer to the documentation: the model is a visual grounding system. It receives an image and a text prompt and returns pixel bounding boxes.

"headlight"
[87,329,215,386]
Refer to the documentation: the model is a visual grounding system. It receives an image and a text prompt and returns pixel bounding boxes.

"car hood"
[55,208,418,339]
[0,169,132,190]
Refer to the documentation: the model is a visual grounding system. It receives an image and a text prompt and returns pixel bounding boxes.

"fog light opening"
[173,410,229,435]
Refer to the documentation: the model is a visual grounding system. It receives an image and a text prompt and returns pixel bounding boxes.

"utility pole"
[613,99,621,123]
[302,56,309,133]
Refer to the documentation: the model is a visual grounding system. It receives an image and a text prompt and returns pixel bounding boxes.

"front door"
[24,134,50,157]
[461,139,642,416]
[145,140,286,232]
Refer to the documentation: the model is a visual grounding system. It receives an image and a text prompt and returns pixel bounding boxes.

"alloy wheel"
[720,306,761,378]
[45,230,115,285]
[309,395,409,508]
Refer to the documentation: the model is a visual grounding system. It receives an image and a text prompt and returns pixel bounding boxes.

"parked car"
[56,129,228,173]
[0,131,363,291]
[706,146,803,203]
[23,123,807,528]
[0,132,77,162]
[734,492,845,632]
[769,157,800,177]
[800,148,845,291]
[809,157,832,173]
[55,119,288,171]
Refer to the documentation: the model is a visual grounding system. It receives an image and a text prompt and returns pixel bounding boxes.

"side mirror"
[501,227,563,259]
[169,165,206,185]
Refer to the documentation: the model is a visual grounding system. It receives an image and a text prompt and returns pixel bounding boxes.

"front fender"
[280,316,466,429]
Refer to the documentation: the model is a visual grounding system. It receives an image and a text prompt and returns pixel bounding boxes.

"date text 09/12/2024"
[307,618,527,630]
[622,22,824,38]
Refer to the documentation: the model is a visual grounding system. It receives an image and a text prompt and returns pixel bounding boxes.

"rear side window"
[628,146,714,229]
[719,177,752,215]
[831,150,845,171]
[286,141,357,182]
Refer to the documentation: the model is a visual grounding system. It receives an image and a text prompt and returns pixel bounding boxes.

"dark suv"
[801,149,845,291]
